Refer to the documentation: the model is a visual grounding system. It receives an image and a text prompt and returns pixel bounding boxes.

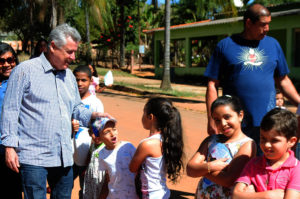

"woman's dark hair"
[144,97,184,183]
[73,65,92,78]
[89,64,98,77]
[261,108,297,139]
[0,42,19,65]
[32,38,48,58]
[211,95,243,115]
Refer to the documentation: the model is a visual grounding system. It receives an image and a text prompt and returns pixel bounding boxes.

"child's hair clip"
[275,106,286,110]
[224,95,232,98]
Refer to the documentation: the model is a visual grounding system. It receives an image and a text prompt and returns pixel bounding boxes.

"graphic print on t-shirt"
[238,47,266,71]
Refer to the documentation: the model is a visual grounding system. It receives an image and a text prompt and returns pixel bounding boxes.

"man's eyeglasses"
[0,57,15,65]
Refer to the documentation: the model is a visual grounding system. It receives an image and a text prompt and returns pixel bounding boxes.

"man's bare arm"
[206,79,219,135]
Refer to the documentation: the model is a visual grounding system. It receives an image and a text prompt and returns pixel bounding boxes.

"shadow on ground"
[104,88,205,104]
[170,189,195,199]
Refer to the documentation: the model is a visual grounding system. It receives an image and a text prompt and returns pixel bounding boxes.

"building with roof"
[144,7,300,81]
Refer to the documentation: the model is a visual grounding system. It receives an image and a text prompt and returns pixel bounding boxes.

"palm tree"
[175,0,238,22]
[160,0,172,90]
[81,0,114,64]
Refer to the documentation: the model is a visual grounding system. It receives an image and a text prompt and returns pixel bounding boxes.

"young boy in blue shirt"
[72,65,104,198]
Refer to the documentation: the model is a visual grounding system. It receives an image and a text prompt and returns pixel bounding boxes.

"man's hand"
[5,147,20,173]
[72,119,79,132]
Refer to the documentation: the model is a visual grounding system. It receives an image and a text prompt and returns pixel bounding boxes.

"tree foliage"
[0,0,298,62]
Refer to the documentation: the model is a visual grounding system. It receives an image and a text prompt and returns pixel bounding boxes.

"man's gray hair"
[48,24,81,48]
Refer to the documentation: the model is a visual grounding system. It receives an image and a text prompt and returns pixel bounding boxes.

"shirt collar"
[39,53,57,73]
[263,150,298,170]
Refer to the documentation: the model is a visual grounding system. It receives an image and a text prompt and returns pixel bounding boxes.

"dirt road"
[69,90,208,199]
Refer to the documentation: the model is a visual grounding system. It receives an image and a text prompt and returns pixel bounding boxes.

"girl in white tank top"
[129,97,184,199]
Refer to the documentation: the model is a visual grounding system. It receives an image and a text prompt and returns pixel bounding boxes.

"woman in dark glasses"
[0,42,19,77]
[0,42,22,199]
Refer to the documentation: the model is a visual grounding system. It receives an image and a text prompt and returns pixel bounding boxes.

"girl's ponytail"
[145,97,184,183]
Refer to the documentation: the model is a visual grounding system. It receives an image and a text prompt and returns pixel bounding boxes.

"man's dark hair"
[276,88,282,95]
[244,4,270,26]
[73,65,92,78]
[260,108,297,139]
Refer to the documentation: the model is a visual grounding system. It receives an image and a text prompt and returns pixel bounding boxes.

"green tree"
[81,0,113,64]
[0,0,52,52]
[172,0,238,24]
[116,0,136,68]
[0,0,75,53]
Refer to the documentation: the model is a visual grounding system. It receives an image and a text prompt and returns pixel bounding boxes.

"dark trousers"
[0,154,22,199]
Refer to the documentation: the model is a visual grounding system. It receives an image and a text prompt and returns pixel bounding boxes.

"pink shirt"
[236,150,300,192]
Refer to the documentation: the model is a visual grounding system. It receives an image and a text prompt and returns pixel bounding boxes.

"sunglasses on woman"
[0,57,15,65]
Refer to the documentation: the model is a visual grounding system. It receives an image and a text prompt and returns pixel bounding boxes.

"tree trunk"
[119,5,125,68]
[58,4,65,25]
[51,0,57,29]
[22,37,29,54]
[29,0,34,55]
[160,0,172,90]
[152,0,158,11]
[85,5,92,65]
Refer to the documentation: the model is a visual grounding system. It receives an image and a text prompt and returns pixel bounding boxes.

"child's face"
[212,105,243,137]
[260,129,296,164]
[276,93,284,107]
[141,107,152,130]
[99,122,119,150]
[75,72,91,98]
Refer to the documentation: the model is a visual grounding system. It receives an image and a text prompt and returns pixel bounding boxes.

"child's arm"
[187,136,230,177]
[233,182,284,199]
[187,137,256,187]
[206,140,256,187]
[284,189,300,199]
[129,139,161,173]
[96,85,106,93]
[187,136,214,177]
[99,172,109,199]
